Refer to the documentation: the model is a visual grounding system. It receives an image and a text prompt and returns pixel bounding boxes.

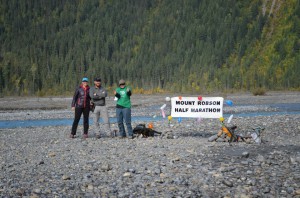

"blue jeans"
[116,108,133,137]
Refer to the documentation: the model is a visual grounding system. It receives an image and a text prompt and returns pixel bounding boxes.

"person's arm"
[71,87,79,108]
[89,87,95,99]
[114,90,121,99]
[126,87,132,96]
[92,87,107,99]
[97,88,107,98]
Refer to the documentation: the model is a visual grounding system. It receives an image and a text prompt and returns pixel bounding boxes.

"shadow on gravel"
[178,131,214,138]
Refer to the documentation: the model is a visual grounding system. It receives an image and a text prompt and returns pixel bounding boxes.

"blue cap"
[82,77,89,82]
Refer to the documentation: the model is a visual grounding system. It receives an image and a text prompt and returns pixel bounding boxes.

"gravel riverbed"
[0,92,300,197]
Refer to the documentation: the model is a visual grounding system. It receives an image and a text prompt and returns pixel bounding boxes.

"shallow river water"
[1,103,299,129]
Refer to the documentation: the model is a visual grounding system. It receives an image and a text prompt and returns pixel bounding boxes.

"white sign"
[171,97,223,118]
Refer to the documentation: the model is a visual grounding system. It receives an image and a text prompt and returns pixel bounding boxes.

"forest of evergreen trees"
[0,0,299,96]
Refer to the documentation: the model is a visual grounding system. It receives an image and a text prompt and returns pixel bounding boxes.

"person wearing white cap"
[113,79,133,139]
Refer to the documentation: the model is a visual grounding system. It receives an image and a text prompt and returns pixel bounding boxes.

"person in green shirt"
[114,79,133,139]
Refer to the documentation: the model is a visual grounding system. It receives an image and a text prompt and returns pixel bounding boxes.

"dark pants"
[71,107,90,135]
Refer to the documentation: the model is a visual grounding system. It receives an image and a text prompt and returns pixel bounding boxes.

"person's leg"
[116,108,126,137]
[83,107,90,135]
[123,108,133,137]
[71,108,83,135]
[93,106,101,136]
[100,106,111,136]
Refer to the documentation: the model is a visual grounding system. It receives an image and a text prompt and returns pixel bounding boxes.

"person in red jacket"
[70,77,91,139]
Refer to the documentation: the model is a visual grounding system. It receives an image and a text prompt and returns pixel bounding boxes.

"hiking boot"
[69,134,75,139]
[127,135,134,139]
[111,130,117,137]
[83,134,88,139]
[95,134,101,139]
[118,136,126,139]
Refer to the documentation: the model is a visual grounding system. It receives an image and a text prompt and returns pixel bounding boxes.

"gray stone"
[154,168,161,174]
[62,175,71,180]
[123,172,131,177]
[241,161,249,165]
[86,160,96,164]
[242,152,249,158]
[246,170,253,175]
[263,187,271,193]
[87,184,94,190]
[257,155,265,162]
[1,95,300,197]
[33,188,41,194]
[187,164,193,168]
[44,188,52,194]
[208,135,218,142]
[287,187,294,194]
[222,180,233,187]
[101,164,112,171]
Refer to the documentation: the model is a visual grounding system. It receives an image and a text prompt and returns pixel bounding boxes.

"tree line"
[0,0,299,96]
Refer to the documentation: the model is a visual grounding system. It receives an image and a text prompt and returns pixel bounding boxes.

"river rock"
[123,172,131,177]
[256,155,265,162]
[242,152,249,158]
[0,94,300,197]
[48,152,56,157]
[62,175,71,180]
[101,163,112,171]
[87,184,94,190]
[16,188,25,195]
[222,180,233,187]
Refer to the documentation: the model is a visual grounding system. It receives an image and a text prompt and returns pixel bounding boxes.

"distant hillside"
[0,0,299,96]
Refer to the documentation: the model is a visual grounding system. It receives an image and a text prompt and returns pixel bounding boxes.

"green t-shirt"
[116,86,131,108]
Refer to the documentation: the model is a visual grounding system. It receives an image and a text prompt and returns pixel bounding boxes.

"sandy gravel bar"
[0,92,300,197]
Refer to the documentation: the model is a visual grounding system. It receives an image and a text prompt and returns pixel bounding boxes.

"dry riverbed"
[0,92,300,197]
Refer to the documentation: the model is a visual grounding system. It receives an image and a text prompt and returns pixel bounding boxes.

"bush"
[252,88,267,96]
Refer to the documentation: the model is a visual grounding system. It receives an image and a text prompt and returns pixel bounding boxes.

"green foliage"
[252,87,267,96]
[0,0,299,96]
